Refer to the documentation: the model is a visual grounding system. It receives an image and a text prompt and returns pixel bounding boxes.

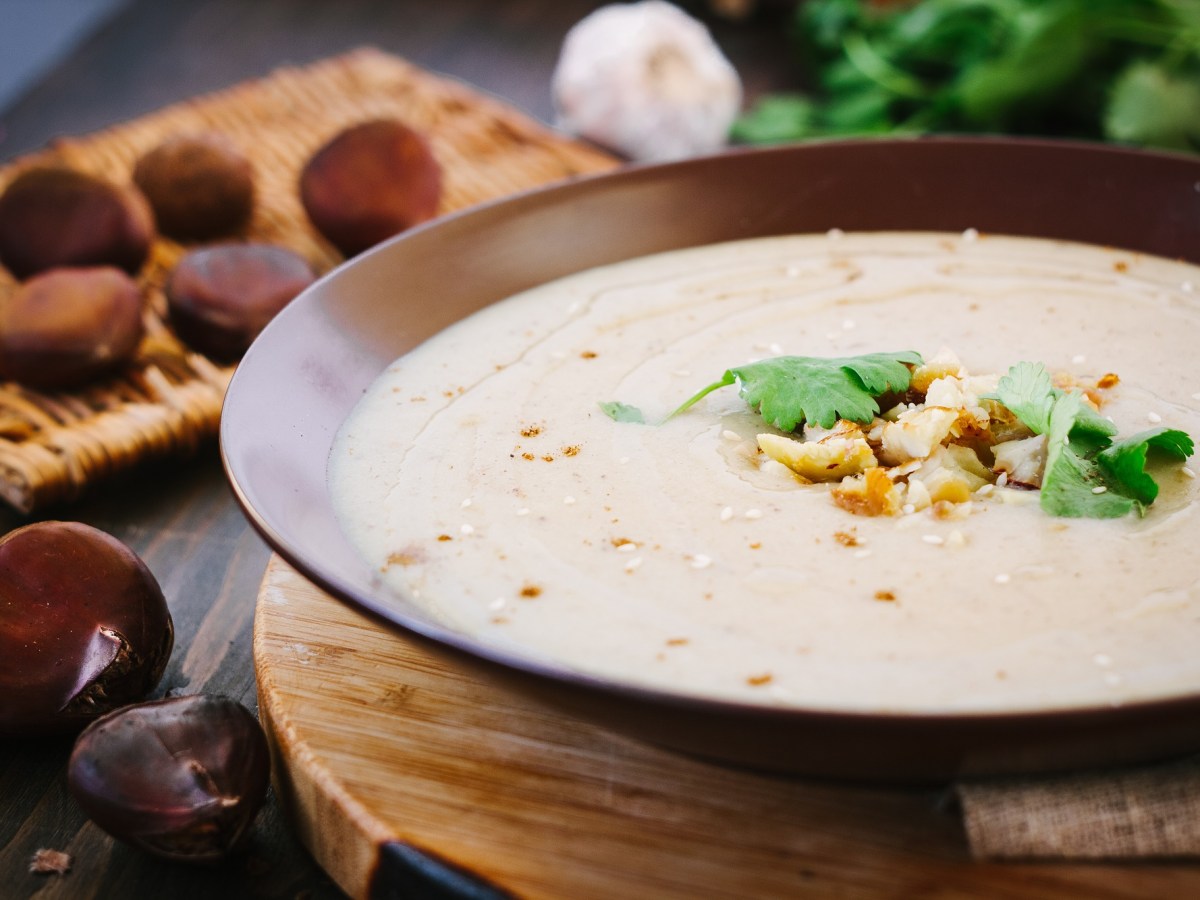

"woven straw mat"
[0,47,616,513]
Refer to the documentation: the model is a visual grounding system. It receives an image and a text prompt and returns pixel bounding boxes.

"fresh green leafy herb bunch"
[735,0,1200,152]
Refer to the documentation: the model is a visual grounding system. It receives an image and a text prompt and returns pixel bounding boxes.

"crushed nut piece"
[29,849,71,875]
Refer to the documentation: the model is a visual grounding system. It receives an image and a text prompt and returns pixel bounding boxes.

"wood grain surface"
[256,557,1200,900]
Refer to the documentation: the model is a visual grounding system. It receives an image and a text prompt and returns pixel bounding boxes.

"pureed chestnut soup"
[330,232,1200,714]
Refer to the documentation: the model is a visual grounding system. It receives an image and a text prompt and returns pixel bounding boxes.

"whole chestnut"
[0,266,144,389]
[68,694,270,862]
[0,167,154,279]
[299,118,442,257]
[165,243,315,360]
[0,521,173,736]
[133,133,255,241]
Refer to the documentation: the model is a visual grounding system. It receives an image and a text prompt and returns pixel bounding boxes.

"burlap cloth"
[957,754,1200,859]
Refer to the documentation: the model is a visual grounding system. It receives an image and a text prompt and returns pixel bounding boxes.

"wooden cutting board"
[253,556,1189,899]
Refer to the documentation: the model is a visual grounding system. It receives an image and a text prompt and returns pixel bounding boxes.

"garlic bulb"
[552,1,743,162]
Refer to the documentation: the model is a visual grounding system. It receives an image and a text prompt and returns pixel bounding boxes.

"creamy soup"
[330,232,1200,714]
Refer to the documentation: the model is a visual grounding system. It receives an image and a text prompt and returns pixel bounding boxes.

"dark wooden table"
[0,2,797,897]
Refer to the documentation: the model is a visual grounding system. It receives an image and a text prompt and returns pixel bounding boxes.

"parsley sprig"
[667,351,922,431]
[993,362,1193,517]
[734,0,1200,154]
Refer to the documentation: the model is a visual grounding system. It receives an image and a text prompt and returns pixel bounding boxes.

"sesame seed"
[719,506,734,522]
[516,507,531,516]
[1071,354,1086,365]
[461,498,472,508]
[769,342,784,355]
[1148,411,1163,424]
[826,227,845,240]
[922,534,944,546]
[624,556,643,572]
[460,524,475,535]
[722,430,741,442]
[690,554,712,569]
[946,530,965,548]
[976,484,995,497]
[563,496,577,505]
[1093,653,1112,667]
[853,549,873,559]
[961,227,979,242]
[1183,467,1196,479]
[744,508,763,520]
[995,573,1011,584]
[1092,485,1108,494]
[996,472,1009,487]
[616,542,638,553]
[901,503,916,515]
[489,597,506,611]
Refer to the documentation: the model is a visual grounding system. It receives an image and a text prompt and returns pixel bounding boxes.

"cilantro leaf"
[1036,394,1192,518]
[730,94,820,144]
[992,361,1057,433]
[991,362,1193,516]
[670,351,922,431]
[598,401,645,424]
[992,361,1116,451]
[1097,427,1195,506]
[1104,61,1200,152]
[1040,392,1134,518]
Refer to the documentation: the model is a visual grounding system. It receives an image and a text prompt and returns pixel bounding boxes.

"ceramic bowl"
[223,138,1200,781]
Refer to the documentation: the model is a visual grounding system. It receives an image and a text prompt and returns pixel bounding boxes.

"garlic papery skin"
[552,1,743,162]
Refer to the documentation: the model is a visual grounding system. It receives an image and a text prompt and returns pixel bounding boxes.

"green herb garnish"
[599,351,921,430]
[668,351,922,431]
[993,362,1193,517]
[597,400,645,424]
[733,0,1200,153]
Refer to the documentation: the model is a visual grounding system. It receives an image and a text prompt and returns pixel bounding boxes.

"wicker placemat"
[0,47,617,513]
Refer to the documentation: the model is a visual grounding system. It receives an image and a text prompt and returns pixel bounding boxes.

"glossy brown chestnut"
[165,243,315,360]
[133,133,255,241]
[0,521,173,736]
[0,267,145,389]
[299,118,442,257]
[0,167,154,279]
[68,694,270,862]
